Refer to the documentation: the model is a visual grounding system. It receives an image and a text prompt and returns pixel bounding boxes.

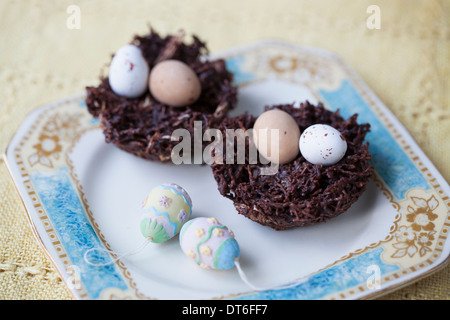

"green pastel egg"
[140,183,192,243]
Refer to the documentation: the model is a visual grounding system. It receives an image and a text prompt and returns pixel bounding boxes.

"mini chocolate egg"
[252,109,300,164]
[149,59,201,107]
[140,183,192,243]
[180,217,240,270]
[108,45,149,98]
[299,124,347,165]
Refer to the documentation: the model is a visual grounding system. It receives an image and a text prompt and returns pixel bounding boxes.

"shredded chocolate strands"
[85,28,237,162]
[210,101,373,230]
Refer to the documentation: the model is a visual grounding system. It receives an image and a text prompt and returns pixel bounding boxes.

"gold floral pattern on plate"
[5,41,450,300]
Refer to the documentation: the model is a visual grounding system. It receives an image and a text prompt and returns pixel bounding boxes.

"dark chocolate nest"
[85,29,237,162]
[210,101,373,230]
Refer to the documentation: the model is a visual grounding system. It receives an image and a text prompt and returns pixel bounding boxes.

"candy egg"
[109,45,149,98]
[299,124,347,165]
[252,109,300,164]
[149,59,201,107]
[140,183,192,243]
[180,217,240,270]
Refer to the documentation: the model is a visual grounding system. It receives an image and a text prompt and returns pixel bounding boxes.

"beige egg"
[252,109,300,164]
[149,59,201,107]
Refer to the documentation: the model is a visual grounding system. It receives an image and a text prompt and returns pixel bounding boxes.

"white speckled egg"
[252,109,300,164]
[299,124,347,165]
[149,59,201,107]
[140,183,192,243]
[109,45,149,98]
[179,217,240,270]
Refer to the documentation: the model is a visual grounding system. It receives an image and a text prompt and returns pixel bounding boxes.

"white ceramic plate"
[5,40,450,300]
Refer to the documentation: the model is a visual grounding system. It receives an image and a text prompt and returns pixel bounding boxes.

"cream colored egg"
[149,59,201,107]
[252,109,300,164]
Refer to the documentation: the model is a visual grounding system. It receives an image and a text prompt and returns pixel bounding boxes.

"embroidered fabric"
[0,0,448,299]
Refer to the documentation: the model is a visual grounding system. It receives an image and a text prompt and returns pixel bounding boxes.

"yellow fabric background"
[0,0,448,299]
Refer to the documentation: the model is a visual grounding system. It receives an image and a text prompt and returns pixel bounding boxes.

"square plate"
[5,40,450,300]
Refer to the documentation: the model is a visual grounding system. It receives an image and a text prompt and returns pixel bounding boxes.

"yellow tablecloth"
[0,0,448,299]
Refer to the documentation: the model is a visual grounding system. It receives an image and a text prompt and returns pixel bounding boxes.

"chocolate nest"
[211,101,373,230]
[85,29,237,162]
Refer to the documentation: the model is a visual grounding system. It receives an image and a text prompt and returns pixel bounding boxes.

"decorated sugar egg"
[252,109,301,164]
[299,124,347,165]
[109,44,149,98]
[140,183,192,243]
[149,59,202,107]
[179,217,240,270]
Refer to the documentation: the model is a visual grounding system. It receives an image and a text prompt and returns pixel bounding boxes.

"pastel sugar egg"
[108,44,149,98]
[252,109,300,164]
[299,124,347,165]
[180,217,240,270]
[149,59,201,107]
[140,183,192,243]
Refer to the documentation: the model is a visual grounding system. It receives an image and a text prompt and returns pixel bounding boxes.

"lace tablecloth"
[0,0,448,299]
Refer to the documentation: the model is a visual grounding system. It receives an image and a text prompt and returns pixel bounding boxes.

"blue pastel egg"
[179,217,240,270]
